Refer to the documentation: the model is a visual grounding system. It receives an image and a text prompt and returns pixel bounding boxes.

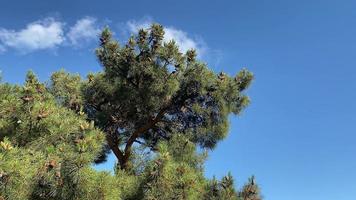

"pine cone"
[21,96,33,102]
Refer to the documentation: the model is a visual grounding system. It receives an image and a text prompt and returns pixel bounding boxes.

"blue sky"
[1,0,356,199]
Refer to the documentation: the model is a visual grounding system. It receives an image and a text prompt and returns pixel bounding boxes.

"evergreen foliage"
[239,176,262,200]
[0,23,262,200]
[51,24,253,170]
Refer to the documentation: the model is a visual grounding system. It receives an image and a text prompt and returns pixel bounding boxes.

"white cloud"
[0,17,101,53]
[163,28,204,54]
[0,16,206,56]
[0,18,65,53]
[67,17,101,47]
[126,18,206,56]
[126,17,152,33]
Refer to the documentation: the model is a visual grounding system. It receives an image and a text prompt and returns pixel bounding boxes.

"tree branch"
[105,129,125,167]
[122,104,170,162]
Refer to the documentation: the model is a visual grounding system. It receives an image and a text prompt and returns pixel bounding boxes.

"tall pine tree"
[50,24,253,170]
[1,23,261,200]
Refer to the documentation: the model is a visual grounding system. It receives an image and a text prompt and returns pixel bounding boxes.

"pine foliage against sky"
[0,23,261,200]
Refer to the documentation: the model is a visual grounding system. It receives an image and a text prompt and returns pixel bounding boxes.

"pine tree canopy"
[50,24,253,170]
[0,23,261,200]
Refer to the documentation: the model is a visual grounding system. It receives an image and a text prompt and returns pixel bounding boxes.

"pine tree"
[204,173,240,200]
[142,134,206,200]
[50,24,253,170]
[239,176,262,200]
[0,72,109,199]
[0,23,260,200]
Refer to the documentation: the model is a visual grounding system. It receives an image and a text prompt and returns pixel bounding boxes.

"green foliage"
[204,173,240,200]
[49,70,83,112]
[0,144,44,200]
[53,23,254,170]
[142,135,206,200]
[0,23,261,200]
[239,176,262,200]
[0,71,106,199]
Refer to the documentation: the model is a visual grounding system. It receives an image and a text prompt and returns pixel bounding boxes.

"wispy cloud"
[126,18,207,56]
[67,17,101,47]
[164,28,206,55]
[126,17,152,33]
[0,16,208,57]
[0,17,102,53]
[0,18,65,53]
